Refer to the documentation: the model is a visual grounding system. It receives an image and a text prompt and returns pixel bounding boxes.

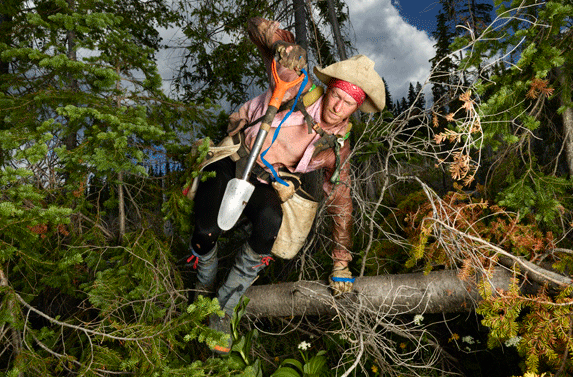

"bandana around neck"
[328,78,366,106]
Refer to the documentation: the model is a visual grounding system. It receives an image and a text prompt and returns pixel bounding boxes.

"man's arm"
[227,18,310,137]
[247,18,310,97]
[324,141,355,296]
[324,141,353,265]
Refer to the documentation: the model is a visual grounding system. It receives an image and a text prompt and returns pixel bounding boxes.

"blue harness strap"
[260,68,309,186]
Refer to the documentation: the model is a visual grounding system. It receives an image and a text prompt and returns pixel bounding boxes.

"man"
[184,18,386,354]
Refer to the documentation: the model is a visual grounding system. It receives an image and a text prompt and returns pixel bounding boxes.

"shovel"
[217,59,306,230]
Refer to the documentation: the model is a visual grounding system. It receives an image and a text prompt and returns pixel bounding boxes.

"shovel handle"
[242,59,306,178]
[241,127,268,180]
[218,59,306,230]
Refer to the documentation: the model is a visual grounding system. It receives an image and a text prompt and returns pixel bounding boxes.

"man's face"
[322,87,359,126]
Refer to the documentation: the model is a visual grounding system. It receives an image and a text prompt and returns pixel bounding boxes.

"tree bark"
[326,0,347,60]
[118,171,125,240]
[245,267,513,318]
[0,13,10,75]
[293,0,307,51]
[65,0,78,151]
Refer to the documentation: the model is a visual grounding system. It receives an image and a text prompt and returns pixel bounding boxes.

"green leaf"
[271,366,302,377]
[280,359,303,372]
[303,355,328,376]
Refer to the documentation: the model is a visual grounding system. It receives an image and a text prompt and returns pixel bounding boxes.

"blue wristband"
[331,277,356,283]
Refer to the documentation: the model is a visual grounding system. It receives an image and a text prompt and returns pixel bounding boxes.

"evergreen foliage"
[0,0,217,375]
[430,11,456,122]
[172,0,354,111]
[451,0,573,228]
[424,0,573,374]
[172,0,274,109]
[439,0,493,35]
[2,0,573,376]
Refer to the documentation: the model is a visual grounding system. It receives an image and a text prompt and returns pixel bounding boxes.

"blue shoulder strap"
[260,69,309,186]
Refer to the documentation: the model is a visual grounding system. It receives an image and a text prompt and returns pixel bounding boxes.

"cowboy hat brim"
[314,55,386,113]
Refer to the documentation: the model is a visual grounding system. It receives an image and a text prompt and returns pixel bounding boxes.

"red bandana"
[329,79,366,106]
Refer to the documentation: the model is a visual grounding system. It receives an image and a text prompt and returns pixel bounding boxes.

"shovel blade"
[217,178,255,230]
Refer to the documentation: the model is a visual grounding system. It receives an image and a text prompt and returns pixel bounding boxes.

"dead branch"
[430,218,573,289]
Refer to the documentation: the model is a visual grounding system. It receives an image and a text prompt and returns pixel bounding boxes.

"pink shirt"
[242,90,350,175]
[232,86,354,263]
[228,16,354,263]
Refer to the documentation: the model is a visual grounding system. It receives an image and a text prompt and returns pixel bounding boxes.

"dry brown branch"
[286,5,573,375]
[405,176,573,290]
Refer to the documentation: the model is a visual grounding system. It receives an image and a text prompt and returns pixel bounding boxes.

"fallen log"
[245,267,513,318]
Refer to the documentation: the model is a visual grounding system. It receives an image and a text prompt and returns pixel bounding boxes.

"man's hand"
[273,41,307,72]
[329,265,355,296]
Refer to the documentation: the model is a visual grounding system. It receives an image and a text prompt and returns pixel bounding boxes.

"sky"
[156,1,447,107]
[346,0,443,104]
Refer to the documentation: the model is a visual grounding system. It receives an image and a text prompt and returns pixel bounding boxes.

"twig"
[429,218,573,288]
[555,313,573,377]
[339,332,364,377]
[13,290,175,342]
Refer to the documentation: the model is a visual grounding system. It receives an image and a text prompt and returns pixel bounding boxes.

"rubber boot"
[186,244,218,300]
[209,243,273,354]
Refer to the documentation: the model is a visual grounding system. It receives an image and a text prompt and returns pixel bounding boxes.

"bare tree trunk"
[0,13,10,75]
[0,13,11,167]
[558,68,573,176]
[245,268,512,318]
[326,0,347,60]
[293,0,307,51]
[114,58,125,241]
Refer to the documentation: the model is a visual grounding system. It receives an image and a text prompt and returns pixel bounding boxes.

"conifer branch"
[12,289,177,342]
[431,218,573,288]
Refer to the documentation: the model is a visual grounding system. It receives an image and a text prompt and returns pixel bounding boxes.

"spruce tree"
[415,82,426,109]
[172,0,354,111]
[0,0,223,375]
[439,0,493,36]
[172,0,276,110]
[430,11,456,121]
[382,77,393,113]
[448,1,573,374]
[407,83,416,108]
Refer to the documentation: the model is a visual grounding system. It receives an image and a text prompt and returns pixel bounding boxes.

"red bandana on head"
[328,79,366,107]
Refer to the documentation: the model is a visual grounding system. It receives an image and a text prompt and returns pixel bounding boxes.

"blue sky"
[394,1,443,35]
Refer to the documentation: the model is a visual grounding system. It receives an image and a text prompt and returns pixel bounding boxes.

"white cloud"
[347,0,436,103]
[156,0,437,106]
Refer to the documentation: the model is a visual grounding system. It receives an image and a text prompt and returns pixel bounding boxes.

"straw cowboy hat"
[314,54,386,113]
